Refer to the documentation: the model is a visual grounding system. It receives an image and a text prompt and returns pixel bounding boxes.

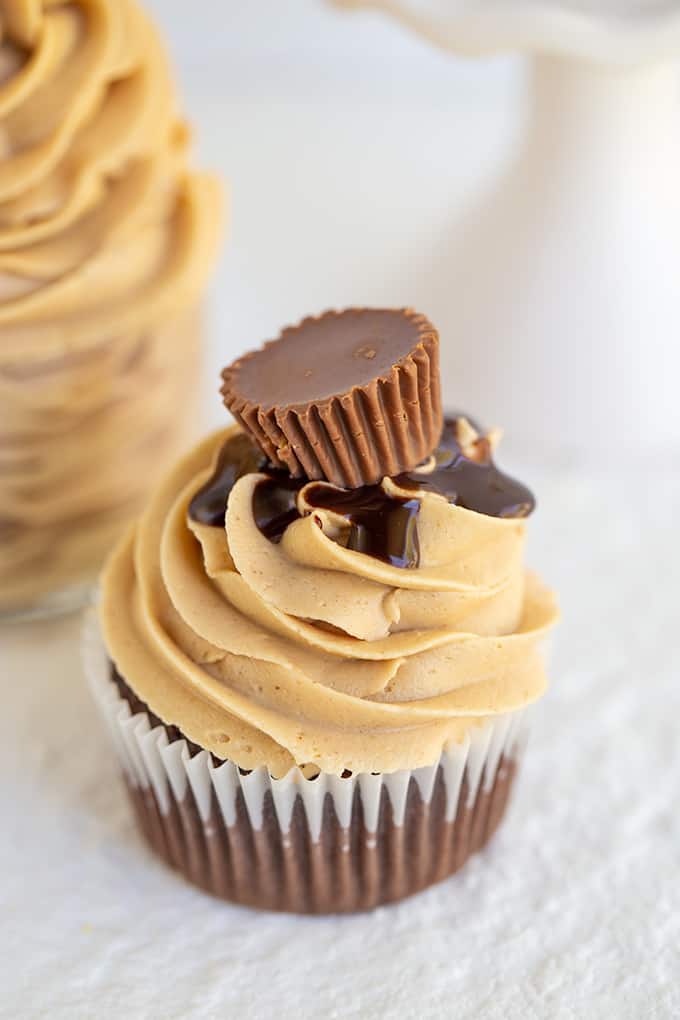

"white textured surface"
[2,462,680,1019]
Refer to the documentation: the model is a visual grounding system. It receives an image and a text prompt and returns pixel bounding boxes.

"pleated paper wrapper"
[83,611,529,914]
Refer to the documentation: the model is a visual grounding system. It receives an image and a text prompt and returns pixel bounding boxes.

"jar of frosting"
[0,0,222,618]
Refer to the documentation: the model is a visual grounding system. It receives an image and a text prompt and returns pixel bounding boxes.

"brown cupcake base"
[124,746,517,914]
[84,635,525,915]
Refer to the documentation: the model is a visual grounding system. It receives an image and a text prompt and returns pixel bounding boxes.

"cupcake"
[0,0,222,618]
[85,307,558,913]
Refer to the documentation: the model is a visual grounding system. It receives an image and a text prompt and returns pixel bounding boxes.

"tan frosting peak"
[100,427,559,777]
[0,0,222,356]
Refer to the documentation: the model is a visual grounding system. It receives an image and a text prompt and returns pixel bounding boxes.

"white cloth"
[2,461,679,1020]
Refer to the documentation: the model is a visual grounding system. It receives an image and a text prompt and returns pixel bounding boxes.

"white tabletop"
[2,4,679,1017]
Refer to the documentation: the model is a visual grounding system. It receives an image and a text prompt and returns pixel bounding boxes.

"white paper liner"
[82,610,529,842]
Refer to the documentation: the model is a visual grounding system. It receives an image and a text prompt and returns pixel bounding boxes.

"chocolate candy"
[221,308,442,488]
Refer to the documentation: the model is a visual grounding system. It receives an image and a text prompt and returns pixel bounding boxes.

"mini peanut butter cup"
[220,308,443,487]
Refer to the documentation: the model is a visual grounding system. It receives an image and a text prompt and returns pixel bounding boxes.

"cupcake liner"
[221,309,443,488]
[83,612,529,914]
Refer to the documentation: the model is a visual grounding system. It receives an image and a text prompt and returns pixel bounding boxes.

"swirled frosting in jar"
[101,424,558,777]
[0,0,222,610]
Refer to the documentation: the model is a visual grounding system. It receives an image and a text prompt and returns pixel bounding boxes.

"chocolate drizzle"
[396,417,535,519]
[251,479,420,567]
[252,475,305,543]
[188,432,268,526]
[188,417,534,569]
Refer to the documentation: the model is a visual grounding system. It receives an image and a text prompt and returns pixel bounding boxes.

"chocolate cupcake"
[85,308,558,913]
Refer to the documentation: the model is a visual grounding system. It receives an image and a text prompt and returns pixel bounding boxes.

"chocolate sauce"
[188,432,268,526]
[304,484,421,568]
[396,417,535,519]
[188,416,534,569]
[250,479,421,567]
[252,475,305,543]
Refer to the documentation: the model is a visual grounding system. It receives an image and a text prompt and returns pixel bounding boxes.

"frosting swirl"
[0,0,221,343]
[101,426,558,777]
[0,0,222,609]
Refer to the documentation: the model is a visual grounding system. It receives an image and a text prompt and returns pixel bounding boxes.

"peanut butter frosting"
[100,426,558,777]
[0,0,222,610]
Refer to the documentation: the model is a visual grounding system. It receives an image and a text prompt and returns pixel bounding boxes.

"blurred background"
[144,0,525,439]
[144,0,680,463]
